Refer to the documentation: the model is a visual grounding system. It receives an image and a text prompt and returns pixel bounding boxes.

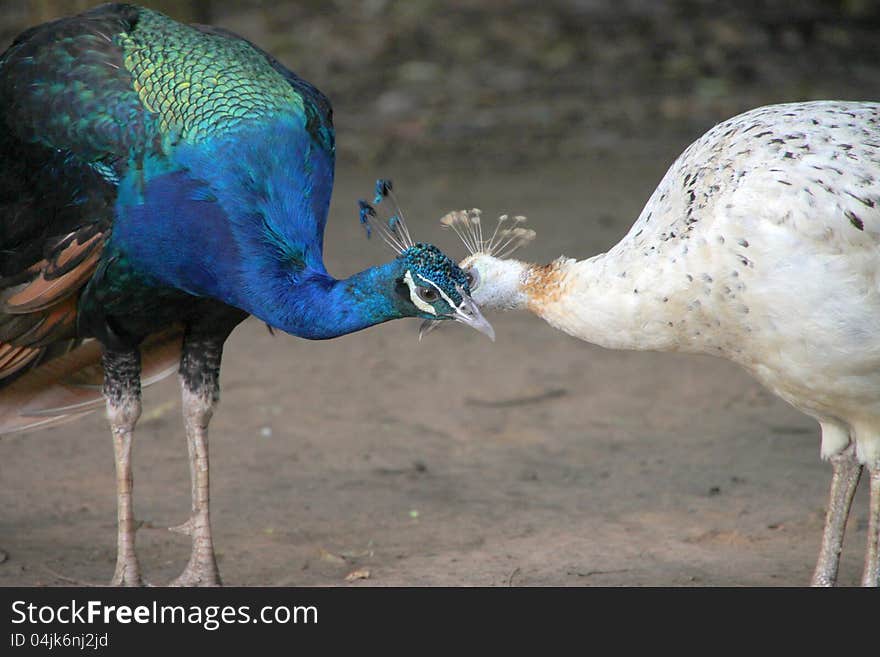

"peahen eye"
[416,286,439,303]
[465,268,480,291]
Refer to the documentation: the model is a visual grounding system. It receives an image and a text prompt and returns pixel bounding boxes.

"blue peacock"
[0,4,492,586]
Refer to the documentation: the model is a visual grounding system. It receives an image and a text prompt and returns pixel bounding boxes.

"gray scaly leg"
[169,335,224,586]
[103,349,144,587]
[863,463,880,587]
[811,444,862,586]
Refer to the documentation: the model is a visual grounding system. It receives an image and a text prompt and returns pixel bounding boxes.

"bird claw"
[169,563,222,587]
[109,560,147,587]
[168,516,222,585]
[109,576,153,587]
[168,518,195,536]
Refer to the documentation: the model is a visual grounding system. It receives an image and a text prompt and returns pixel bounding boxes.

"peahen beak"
[419,290,494,341]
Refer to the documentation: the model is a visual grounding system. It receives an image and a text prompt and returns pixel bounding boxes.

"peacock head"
[359,181,494,340]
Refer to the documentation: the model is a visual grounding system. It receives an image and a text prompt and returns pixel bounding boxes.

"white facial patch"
[403,270,438,315]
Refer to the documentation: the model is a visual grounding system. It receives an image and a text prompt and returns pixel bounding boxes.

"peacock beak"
[419,289,494,341]
[452,292,495,341]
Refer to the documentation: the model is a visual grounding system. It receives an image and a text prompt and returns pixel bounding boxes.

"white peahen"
[437,100,880,586]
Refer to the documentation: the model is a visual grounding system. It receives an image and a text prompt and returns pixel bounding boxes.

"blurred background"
[2,1,879,585]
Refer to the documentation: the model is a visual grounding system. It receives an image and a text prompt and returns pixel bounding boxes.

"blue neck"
[111,117,407,339]
[251,260,407,339]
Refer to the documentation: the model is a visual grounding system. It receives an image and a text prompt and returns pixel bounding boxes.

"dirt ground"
[0,143,870,587]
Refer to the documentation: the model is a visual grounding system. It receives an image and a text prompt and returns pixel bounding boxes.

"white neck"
[512,253,693,353]
[475,257,532,311]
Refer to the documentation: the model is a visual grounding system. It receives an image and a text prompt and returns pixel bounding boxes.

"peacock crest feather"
[358,179,473,304]
[440,209,536,258]
[358,178,415,253]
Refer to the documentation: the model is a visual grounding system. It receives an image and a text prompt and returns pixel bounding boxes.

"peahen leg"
[811,444,862,587]
[169,334,224,586]
[863,463,880,587]
[103,349,144,587]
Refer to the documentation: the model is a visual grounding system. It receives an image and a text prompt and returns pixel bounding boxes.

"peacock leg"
[811,444,861,587]
[863,464,880,587]
[104,349,144,587]
[169,335,224,586]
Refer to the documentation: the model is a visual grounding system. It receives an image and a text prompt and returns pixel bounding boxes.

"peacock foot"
[168,559,222,587]
[168,517,222,586]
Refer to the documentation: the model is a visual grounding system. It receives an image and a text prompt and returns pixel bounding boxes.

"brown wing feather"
[16,296,78,348]
[0,226,104,381]
[1,227,103,313]
[0,328,184,435]
[0,344,40,378]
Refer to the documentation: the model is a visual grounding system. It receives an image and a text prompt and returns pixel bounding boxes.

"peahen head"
[441,209,536,310]
[358,181,494,340]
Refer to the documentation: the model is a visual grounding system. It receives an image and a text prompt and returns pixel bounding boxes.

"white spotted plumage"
[453,100,880,586]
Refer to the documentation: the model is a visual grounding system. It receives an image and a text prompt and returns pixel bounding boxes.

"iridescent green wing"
[188,22,334,153]
[118,8,331,147]
[1,4,333,168]
[0,4,150,173]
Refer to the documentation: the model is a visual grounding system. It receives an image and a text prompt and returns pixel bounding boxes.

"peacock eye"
[465,268,480,291]
[416,286,439,303]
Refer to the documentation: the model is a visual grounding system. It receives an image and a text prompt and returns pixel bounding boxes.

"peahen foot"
[811,443,862,587]
[863,465,880,587]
